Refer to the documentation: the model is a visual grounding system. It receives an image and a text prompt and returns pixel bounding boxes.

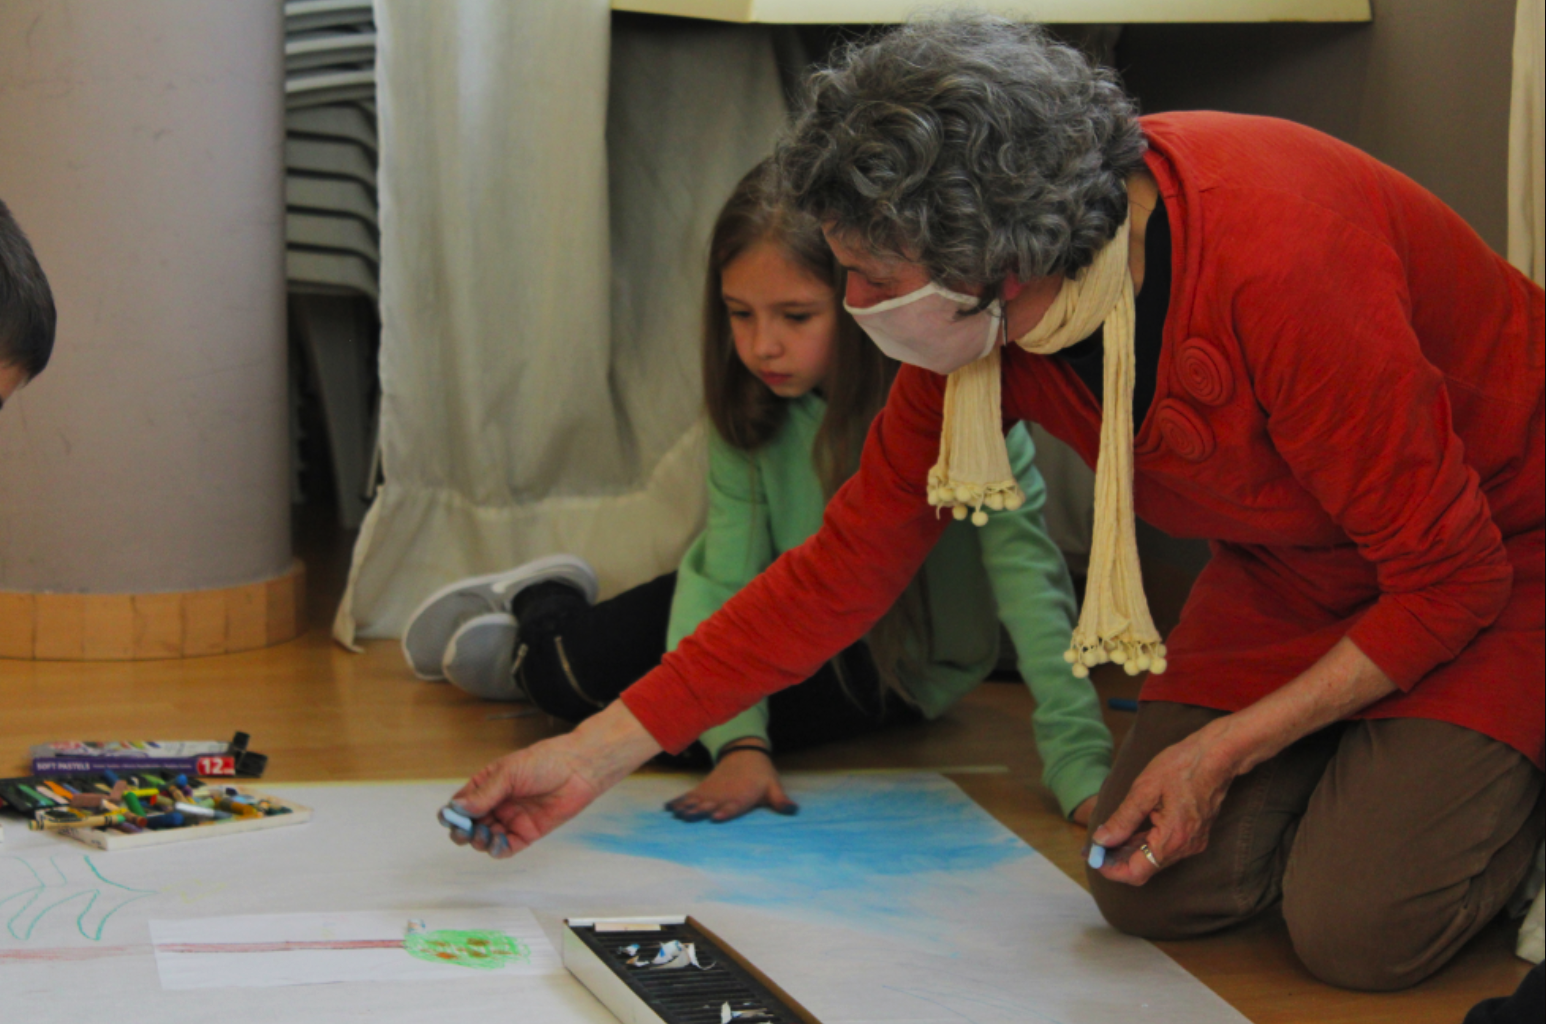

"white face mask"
[845,282,1002,375]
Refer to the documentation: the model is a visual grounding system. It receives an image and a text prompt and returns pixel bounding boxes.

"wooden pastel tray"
[52,786,310,851]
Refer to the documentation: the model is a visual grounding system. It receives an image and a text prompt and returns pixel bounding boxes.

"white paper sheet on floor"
[0,773,1247,1024]
[334,3,790,644]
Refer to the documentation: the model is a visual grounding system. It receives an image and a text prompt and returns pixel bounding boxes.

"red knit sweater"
[623,112,1545,768]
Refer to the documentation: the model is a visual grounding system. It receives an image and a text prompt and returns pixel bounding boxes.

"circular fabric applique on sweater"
[1175,337,1234,407]
[1153,399,1216,462]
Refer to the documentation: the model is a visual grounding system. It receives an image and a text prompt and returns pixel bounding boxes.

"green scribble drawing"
[0,855,155,941]
[403,928,529,970]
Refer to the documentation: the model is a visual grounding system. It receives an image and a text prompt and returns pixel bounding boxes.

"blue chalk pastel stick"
[438,804,473,833]
[1107,698,1139,712]
[1087,844,1108,869]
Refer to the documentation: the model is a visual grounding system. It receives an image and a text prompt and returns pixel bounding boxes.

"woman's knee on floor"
[1087,863,1261,941]
[1283,879,1456,991]
[1281,718,1544,990]
[1088,871,1171,939]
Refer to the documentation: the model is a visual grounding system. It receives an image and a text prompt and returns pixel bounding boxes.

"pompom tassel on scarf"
[927,214,1168,676]
[926,348,1025,526]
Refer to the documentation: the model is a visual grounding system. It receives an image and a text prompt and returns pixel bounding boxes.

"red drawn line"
[0,946,141,962]
[0,939,411,961]
[157,939,407,954]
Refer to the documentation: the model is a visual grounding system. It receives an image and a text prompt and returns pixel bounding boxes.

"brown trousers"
[1088,703,1545,991]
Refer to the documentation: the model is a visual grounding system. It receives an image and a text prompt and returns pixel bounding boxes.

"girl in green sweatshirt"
[402,161,1111,824]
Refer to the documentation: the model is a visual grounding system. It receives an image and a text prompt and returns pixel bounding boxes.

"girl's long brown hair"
[702,159,928,702]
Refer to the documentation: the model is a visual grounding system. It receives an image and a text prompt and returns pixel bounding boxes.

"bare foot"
[664,746,798,823]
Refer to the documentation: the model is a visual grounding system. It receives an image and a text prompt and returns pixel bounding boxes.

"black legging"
[1465,962,1543,1024]
[518,572,921,765]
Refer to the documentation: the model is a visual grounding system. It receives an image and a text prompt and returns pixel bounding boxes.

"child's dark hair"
[701,159,888,493]
[700,159,928,702]
[0,199,56,380]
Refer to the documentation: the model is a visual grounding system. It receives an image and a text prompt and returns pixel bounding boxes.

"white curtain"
[336,3,788,643]
[1510,0,1546,967]
[1510,0,1545,286]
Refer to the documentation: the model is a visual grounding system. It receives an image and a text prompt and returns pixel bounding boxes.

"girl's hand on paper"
[449,702,661,858]
[664,745,798,823]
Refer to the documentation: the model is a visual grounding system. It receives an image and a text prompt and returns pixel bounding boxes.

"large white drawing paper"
[150,908,560,989]
[0,773,1250,1024]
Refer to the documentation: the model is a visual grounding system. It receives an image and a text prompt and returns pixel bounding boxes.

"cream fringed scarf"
[926,216,1168,679]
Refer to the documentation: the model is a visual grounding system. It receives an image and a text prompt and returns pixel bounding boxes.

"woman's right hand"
[449,702,662,858]
[665,744,798,822]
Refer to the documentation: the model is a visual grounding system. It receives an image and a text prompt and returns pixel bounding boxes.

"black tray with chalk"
[563,915,820,1024]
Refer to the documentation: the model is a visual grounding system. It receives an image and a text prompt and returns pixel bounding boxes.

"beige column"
[0,1,300,659]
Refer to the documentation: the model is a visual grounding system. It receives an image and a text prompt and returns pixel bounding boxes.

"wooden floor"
[0,521,1530,1023]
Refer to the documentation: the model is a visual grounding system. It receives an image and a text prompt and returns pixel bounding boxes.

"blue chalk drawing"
[572,777,1030,924]
[0,856,156,942]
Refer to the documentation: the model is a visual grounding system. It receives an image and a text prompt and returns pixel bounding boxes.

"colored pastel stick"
[215,799,261,819]
[30,811,127,831]
[18,783,59,807]
[174,802,230,821]
[1107,698,1139,712]
[1087,844,1108,869]
[438,804,474,833]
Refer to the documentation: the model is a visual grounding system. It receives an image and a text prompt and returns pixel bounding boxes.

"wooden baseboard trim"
[0,560,306,661]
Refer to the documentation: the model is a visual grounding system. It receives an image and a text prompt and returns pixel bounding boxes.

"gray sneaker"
[399,554,598,680]
[442,612,526,701]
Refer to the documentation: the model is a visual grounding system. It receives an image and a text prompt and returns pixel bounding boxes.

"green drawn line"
[80,856,156,940]
[1,859,44,940]
[0,856,155,942]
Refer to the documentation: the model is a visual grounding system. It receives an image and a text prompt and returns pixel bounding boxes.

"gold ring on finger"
[1139,842,1162,869]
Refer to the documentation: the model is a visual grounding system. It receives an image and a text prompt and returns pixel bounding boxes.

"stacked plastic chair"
[284,0,379,529]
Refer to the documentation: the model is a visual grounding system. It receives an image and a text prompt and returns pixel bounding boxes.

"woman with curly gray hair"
[778,17,1146,306]
[444,16,1544,994]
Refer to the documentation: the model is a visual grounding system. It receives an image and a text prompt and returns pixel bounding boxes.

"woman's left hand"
[1092,638,1398,885]
[1090,723,1240,885]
